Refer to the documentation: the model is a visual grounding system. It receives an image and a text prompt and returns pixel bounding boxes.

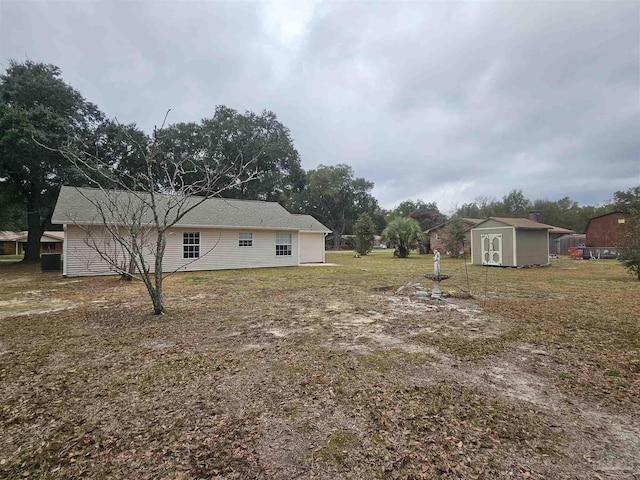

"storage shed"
[470,218,550,267]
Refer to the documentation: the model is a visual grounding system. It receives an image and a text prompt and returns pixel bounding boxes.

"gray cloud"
[1,0,638,212]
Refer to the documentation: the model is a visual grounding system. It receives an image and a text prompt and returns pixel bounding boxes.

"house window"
[42,242,57,253]
[238,232,253,247]
[618,218,626,224]
[183,232,200,258]
[275,232,292,256]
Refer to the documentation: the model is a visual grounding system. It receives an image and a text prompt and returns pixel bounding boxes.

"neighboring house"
[585,211,632,247]
[470,217,551,267]
[426,218,483,256]
[0,230,64,255]
[51,186,331,277]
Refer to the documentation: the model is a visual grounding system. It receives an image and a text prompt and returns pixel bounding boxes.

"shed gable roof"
[52,186,331,232]
[472,217,552,230]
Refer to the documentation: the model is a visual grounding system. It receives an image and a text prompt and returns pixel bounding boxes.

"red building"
[585,212,632,247]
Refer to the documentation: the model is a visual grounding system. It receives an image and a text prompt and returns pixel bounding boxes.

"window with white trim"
[183,232,200,258]
[275,232,292,256]
[238,232,253,247]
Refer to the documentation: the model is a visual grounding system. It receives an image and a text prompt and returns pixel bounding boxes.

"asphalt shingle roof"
[0,231,63,242]
[52,186,331,233]
[476,217,552,230]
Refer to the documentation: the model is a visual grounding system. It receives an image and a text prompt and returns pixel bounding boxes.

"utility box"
[41,253,61,272]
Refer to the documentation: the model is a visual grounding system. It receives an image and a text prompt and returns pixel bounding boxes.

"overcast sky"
[1,0,639,212]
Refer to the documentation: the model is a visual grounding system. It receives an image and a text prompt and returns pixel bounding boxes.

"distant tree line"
[0,59,637,263]
[454,188,635,234]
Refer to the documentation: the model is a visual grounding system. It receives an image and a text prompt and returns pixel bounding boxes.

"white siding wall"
[65,225,300,276]
[164,228,299,272]
[299,232,325,263]
[65,224,154,276]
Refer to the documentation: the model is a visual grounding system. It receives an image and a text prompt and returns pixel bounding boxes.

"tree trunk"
[152,230,166,315]
[333,234,341,250]
[122,255,136,281]
[333,218,346,250]
[398,245,408,258]
[151,287,163,315]
[23,195,42,263]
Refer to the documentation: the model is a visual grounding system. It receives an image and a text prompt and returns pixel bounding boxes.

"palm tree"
[382,217,424,258]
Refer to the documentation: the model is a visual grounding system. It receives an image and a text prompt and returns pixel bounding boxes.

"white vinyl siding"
[64,224,155,277]
[63,225,300,276]
[164,228,298,272]
[238,232,253,247]
[275,232,292,256]
[299,232,325,263]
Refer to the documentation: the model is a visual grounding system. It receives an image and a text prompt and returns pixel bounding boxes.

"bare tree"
[51,118,258,314]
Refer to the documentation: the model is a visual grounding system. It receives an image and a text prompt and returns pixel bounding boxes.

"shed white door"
[481,234,503,266]
[299,232,324,263]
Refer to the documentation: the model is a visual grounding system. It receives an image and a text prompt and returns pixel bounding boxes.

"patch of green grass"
[359,349,434,372]
[314,430,358,465]
[417,333,508,360]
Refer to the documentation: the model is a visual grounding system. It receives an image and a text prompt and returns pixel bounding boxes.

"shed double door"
[481,234,503,266]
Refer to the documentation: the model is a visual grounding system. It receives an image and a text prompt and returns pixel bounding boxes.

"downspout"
[323,232,328,263]
[297,231,301,266]
[512,227,517,267]
[62,224,68,277]
[470,229,474,265]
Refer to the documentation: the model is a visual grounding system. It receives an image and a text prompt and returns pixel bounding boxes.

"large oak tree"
[297,164,378,249]
[0,60,102,261]
[158,106,306,208]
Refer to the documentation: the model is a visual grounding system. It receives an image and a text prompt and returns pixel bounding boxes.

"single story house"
[426,218,483,256]
[470,217,551,267]
[52,186,331,277]
[0,230,64,255]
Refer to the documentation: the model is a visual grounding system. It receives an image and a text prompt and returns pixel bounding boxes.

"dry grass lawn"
[1,251,638,479]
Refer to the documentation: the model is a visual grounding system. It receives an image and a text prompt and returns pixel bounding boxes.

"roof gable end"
[472,217,552,230]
